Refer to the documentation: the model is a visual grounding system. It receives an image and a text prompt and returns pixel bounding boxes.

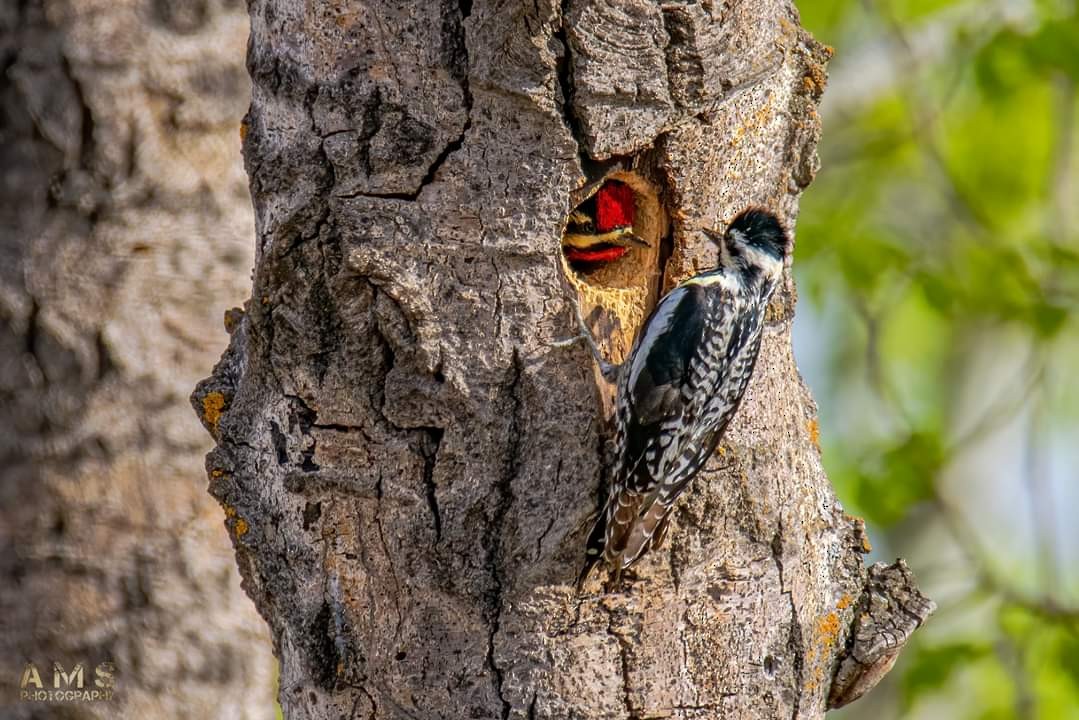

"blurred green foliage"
[795,0,1079,717]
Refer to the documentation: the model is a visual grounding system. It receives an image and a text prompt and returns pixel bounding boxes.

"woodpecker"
[563,208,788,588]
[562,180,648,267]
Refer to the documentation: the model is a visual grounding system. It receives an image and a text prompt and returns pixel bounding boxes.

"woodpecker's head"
[714,208,787,279]
[562,179,648,271]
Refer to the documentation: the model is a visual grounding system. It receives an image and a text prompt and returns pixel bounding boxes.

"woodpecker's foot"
[551,333,590,349]
[554,299,620,381]
[553,333,620,381]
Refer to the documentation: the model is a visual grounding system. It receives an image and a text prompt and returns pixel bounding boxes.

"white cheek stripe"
[741,245,783,279]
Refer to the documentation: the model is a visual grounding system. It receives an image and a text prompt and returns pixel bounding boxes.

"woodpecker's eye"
[562,180,645,274]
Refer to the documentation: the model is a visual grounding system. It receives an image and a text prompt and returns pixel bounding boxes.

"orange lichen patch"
[804,610,844,693]
[222,505,248,537]
[754,97,775,125]
[800,41,831,100]
[861,535,873,553]
[239,120,248,142]
[818,612,840,646]
[201,391,226,433]
[731,124,747,146]
[210,468,226,479]
[807,418,820,449]
[837,594,854,610]
[802,71,827,99]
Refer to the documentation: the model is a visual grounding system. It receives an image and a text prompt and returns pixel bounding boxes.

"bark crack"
[659,5,706,110]
[772,530,804,720]
[483,349,524,719]
[61,52,97,174]
[365,287,448,550]
[359,685,378,719]
[533,459,560,561]
[679,608,699,708]
[335,0,473,203]
[375,470,405,642]
[493,259,504,339]
[23,297,47,395]
[554,0,586,165]
[418,427,444,544]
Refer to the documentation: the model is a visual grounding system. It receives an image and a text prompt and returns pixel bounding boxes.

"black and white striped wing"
[621,284,709,485]
[604,281,740,566]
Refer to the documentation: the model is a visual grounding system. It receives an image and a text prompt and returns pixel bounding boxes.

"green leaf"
[901,641,993,708]
[1060,632,1079,693]
[1025,14,1079,79]
[854,431,945,525]
[1032,301,1069,338]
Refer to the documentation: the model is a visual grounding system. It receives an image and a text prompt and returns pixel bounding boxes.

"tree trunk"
[193,1,932,718]
[0,2,275,718]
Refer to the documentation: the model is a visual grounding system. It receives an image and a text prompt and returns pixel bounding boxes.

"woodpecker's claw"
[554,298,619,382]
[552,333,619,381]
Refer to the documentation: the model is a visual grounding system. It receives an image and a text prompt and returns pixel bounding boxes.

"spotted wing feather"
[580,280,748,583]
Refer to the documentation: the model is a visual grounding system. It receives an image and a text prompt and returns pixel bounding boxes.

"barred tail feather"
[576,510,608,591]
[621,499,670,568]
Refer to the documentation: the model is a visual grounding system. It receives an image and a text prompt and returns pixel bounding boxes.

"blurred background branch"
[795,0,1079,716]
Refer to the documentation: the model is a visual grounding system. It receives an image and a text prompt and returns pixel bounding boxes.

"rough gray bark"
[193,1,932,718]
[0,1,275,718]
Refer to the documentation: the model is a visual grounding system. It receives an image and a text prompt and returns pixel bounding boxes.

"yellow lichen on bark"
[804,610,843,692]
[201,391,226,433]
[818,612,840,645]
[807,418,820,450]
[222,504,248,537]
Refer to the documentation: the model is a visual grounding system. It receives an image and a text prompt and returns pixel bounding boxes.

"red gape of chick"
[564,181,637,264]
